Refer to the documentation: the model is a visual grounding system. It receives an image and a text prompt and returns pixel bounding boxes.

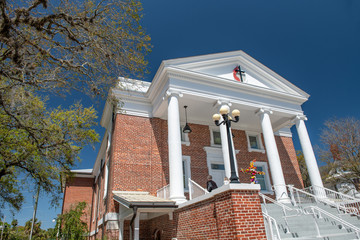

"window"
[182,156,191,191]
[249,136,259,149]
[211,163,225,170]
[213,131,221,145]
[103,162,109,199]
[180,126,190,146]
[246,132,265,153]
[256,166,266,190]
[210,127,222,146]
[253,162,272,193]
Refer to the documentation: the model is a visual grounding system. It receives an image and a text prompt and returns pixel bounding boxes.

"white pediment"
[162,51,309,99]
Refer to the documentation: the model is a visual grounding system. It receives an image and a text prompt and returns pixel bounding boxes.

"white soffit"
[161,50,309,99]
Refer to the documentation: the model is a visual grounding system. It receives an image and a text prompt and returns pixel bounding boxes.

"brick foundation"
[147,184,266,240]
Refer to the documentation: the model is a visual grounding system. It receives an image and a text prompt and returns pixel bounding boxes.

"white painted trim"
[182,156,191,191]
[253,161,272,192]
[90,230,96,236]
[246,131,265,153]
[179,183,260,208]
[105,212,119,221]
[97,217,103,227]
[103,162,109,200]
[209,126,222,147]
[274,127,293,137]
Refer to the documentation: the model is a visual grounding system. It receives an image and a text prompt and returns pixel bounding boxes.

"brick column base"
[149,184,267,240]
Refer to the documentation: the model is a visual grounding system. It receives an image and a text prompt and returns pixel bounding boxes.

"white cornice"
[165,67,308,105]
[161,50,309,98]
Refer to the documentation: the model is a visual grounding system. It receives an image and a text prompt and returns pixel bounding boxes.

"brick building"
[61,51,324,239]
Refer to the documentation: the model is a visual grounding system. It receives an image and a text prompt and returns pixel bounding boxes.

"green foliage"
[0,0,151,98]
[318,117,360,190]
[0,86,99,209]
[296,151,311,188]
[56,201,88,240]
[0,0,150,210]
[1,218,54,240]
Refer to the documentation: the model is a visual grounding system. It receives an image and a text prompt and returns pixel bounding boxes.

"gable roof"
[153,50,309,100]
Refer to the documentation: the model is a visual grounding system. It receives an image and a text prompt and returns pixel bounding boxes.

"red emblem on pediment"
[233,65,244,82]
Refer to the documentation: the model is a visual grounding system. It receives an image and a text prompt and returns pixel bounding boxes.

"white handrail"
[156,184,170,200]
[188,178,208,200]
[262,211,282,240]
[310,185,360,216]
[303,205,360,239]
[288,185,360,217]
[259,192,301,214]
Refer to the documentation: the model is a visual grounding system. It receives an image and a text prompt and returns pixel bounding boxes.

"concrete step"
[262,202,360,240]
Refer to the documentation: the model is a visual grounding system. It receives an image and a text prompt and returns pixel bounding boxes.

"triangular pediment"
[162,51,309,99]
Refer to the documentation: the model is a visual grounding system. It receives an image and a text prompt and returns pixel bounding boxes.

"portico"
[114,50,323,204]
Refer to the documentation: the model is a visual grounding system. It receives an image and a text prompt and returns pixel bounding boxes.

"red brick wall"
[109,114,303,194]
[146,188,266,240]
[61,177,94,228]
[70,113,303,237]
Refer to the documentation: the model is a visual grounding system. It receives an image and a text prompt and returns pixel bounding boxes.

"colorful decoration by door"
[240,159,265,184]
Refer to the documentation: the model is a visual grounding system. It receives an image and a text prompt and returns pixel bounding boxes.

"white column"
[118,219,124,240]
[295,115,324,190]
[219,104,231,179]
[167,90,186,204]
[257,108,290,203]
[218,103,239,179]
[134,212,140,240]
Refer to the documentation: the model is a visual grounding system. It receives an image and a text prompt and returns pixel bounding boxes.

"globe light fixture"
[212,107,241,183]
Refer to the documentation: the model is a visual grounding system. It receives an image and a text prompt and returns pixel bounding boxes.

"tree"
[0,0,150,210]
[25,217,42,237]
[296,151,311,188]
[56,201,88,240]
[318,117,360,191]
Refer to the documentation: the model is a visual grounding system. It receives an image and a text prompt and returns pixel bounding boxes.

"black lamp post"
[212,107,240,183]
[183,106,192,133]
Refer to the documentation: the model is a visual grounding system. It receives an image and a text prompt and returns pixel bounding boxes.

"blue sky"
[3,0,360,230]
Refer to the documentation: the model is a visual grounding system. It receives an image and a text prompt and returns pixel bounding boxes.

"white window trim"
[209,127,221,147]
[180,124,190,146]
[103,162,109,199]
[253,161,273,194]
[183,156,191,192]
[246,131,265,153]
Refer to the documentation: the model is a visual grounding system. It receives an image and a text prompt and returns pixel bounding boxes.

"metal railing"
[188,178,208,200]
[260,192,302,234]
[262,211,282,240]
[303,205,360,239]
[156,184,170,200]
[287,185,318,206]
[288,185,360,217]
[259,192,301,216]
[309,185,360,216]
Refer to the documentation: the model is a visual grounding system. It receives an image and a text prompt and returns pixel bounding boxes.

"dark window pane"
[211,164,225,170]
[213,131,221,145]
[249,136,258,149]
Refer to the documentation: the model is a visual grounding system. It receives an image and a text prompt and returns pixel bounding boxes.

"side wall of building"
[62,177,94,228]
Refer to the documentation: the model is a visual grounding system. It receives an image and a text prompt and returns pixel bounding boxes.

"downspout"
[95,163,102,239]
[88,183,95,239]
[129,206,138,240]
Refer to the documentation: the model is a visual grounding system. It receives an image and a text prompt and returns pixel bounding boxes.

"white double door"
[211,165,226,187]
[205,147,227,187]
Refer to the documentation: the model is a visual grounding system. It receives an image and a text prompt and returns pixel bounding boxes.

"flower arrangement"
[240,159,265,184]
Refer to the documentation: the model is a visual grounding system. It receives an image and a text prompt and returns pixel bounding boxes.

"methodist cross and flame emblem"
[233,65,245,82]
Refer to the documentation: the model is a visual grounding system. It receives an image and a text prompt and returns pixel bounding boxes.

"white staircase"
[261,186,360,240]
